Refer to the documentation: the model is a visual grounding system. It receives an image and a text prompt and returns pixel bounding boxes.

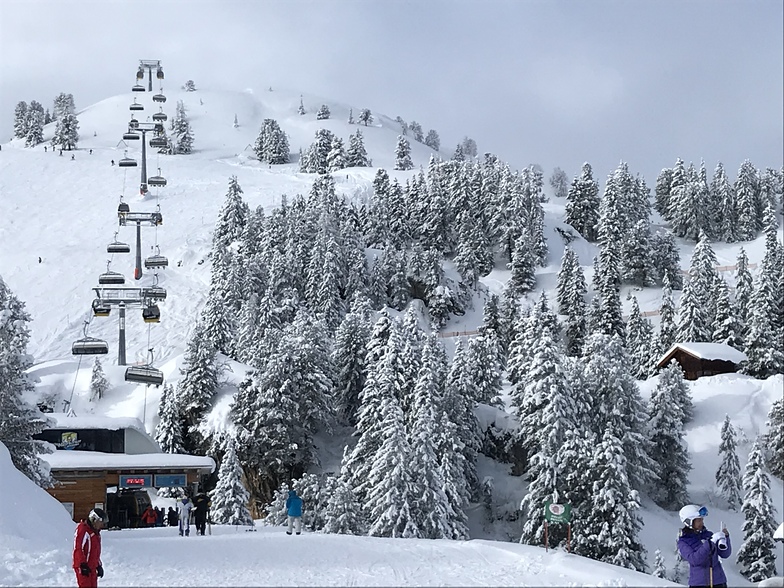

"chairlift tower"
[127,121,166,196]
[136,60,164,92]
[92,285,167,365]
[118,205,163,281]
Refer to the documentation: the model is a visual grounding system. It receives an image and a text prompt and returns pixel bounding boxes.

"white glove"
[711,531,726,544]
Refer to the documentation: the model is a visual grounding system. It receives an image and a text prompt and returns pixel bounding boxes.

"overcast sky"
[1,0,782,184]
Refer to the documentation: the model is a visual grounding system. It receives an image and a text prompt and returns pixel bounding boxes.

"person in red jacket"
[72,508,107,587]
[141,505,157,528]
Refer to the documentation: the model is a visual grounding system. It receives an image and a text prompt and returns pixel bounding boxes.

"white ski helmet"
[679,504,708,527]
[88,507,108,525]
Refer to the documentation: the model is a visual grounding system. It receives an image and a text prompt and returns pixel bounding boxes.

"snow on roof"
[41,450,215,473]
[45,413,147,433]
[660,342,747,364]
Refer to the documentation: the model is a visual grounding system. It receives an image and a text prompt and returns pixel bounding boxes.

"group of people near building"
[72,490,307,586]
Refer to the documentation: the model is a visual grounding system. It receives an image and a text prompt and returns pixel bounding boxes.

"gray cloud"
[1,0,781,183]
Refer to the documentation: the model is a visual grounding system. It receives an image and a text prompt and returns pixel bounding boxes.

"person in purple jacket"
[677,504,732,588]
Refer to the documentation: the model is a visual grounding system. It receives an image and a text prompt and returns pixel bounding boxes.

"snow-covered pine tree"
[298,95,306,115]
[743,267,784,377]
[566,162,600,241]
[650,230,683,290]
[346,129,371,167]
[424,129,440,151]
[764,398,784,479]
[316,104,330,120]
[647,366,691,509]
[213,176,249,251]
[210,436,253,526]
[734,247,754,332]
[155,383,184,454]
[507,231,537,295]
[654,167,673,219]
[52,92,75,121]
[467,333,503,408]
[715,415,743,510]
[358,108,373,126]
[574,429,647,572]
[25,106,44,147]
[172,100,194,154]
[347,108,354,124]
[177,321,220,450]
[327,136,346,171]
[323,475,365,534]
[656,360,693,425]
[735,160,761,241]
[13,101,28,139]
[409,121,424,143]
[88,358,109,402]
[652,549,667,579]
[653,275,677,361]
[184,80,196,92]
[394,135,413,171]
[712,162,738,242]
[254,118,290,164]
[675,279,711,343]
[582,333,655,491]
[736,438,778,582]
[625,297,654,379]
[556,246,578,314]
[331,294,372,425]
[365,393,419,538]
[0,278,51,487]
[712,278,743,348]
[53,112,79,150]
[549,167,569,199]
[621,220,656,287]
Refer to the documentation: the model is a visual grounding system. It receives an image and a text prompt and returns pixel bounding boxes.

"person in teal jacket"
[285,489,303,535]
[677,504,732,588]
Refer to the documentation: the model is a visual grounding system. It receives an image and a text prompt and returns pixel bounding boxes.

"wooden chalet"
[656,342,747,380]
[35,414,214,527]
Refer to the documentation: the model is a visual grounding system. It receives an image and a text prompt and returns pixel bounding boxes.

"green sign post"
[543,500,573,552]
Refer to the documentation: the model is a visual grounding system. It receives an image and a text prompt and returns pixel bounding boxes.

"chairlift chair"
[129,99,144,112]
[123,132,140,141]
[107,233,131,254]
[156,68,164,80]
[151,212,163,226]
[153,123,164,134]
[136,67,145,80]
[125,365,164,387]
[118,157,137,168]
[92,299,111,317]
[139,183,149,195]
[143,285,167,300]
[72,336,109,356]
[132,84,145,92]
[152,111,167,122]
[149,137,167,149]
[118,202,130,215]
[128,117,139,129]
[98,270,125,285]
[153,94,166,103]
[144,247,168,269]
[148,169,166,187]
[142,304,161,323]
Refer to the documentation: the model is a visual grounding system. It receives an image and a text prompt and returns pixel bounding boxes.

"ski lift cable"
[66,353,85,411]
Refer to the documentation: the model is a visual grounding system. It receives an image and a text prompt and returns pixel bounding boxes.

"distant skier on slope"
[286,489,303,535]
[193,492,211,536]
[677,504,732,588]
[72,508,107,587]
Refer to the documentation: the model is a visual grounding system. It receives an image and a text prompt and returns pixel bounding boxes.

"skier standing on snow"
[192,492,211,536]
[677,504,732,588]
[285,489,303,535]
[72,508,107,587]
[177,497,193,536]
